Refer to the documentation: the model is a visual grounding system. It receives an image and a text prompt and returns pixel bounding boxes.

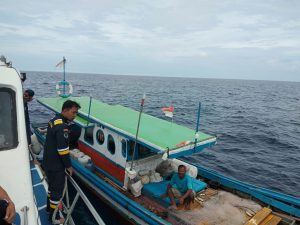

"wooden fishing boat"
[31,62,300,225]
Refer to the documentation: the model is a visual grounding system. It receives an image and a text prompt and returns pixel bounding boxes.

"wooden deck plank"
[260,215,274,225]
[264,215,281,225]
[245,208,272,225]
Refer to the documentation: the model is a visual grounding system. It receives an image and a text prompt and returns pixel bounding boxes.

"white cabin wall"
[124,154,164,188]
[0,66,39,225]
[114,135,127,167]
[79,124,127,168]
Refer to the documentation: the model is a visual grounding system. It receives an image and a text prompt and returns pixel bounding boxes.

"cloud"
[1,0,300,80]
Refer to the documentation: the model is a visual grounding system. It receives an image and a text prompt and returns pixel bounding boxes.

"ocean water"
[24,71,300,223]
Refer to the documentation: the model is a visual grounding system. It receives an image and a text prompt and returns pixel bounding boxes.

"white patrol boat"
[0,56,105,225]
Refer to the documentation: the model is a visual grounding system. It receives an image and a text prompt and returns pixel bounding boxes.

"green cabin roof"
[38,96,216,156]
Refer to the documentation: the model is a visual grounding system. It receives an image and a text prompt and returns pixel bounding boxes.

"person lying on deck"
[166,164,195,210]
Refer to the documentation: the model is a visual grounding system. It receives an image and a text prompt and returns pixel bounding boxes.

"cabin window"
[127,140,137,160]
[84,126,94,145]
[107,134,115,155]
[127,140,155,160]
[0,88,18,150]
[96,129,105,145]
[121,139,127,158]
[138,145,156,158]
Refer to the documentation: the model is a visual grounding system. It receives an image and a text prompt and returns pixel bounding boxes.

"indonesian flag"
[161,106,174,118]
[56,57,66,67]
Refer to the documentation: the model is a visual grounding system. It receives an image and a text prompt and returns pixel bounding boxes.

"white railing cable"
[63,173,105,225]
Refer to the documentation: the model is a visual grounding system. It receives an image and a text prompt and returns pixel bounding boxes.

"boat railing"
[21,206,29,225]
[62,173,105,225]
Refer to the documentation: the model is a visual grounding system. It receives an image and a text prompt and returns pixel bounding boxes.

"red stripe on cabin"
[77,141,125,184]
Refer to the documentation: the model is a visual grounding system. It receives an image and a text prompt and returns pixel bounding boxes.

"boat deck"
[92,163,264,225]
[120,179,264,225]
[30,160,52,225]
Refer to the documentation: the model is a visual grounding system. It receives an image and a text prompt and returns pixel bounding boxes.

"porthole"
[84,126,94,145]
[107,134,115,155]
[96,129,105,145]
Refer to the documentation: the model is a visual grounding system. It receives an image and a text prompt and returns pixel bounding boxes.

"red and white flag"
[56,57,66,68]
[161,106,174,118]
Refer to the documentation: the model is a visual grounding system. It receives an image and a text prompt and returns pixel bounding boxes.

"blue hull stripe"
[169,141,216,158]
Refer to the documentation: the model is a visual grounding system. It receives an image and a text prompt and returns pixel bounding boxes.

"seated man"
[167,165,194,209]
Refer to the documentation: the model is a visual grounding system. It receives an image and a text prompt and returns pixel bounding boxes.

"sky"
[1,0,300,81]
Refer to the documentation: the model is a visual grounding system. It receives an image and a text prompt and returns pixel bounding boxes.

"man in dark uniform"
[23,89,35,145]
[43,100,80,224]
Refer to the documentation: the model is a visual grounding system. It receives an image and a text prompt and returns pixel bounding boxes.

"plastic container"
[70,149,80,159]
[129,180,143,197]
[78,155,91,167]
[30,134,42,154]
[73,151,85,160]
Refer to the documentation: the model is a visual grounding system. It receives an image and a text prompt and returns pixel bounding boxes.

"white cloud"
[1,0,300,80]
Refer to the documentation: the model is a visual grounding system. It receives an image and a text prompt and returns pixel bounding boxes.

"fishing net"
[171,190,262,225]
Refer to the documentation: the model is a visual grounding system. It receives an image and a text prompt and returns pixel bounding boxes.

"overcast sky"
[1,0,300,81]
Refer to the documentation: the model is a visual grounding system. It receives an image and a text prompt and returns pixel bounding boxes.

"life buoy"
[176,140,191,147]
[56,81,73,98]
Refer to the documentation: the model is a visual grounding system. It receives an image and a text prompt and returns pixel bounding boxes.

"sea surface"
[24,71,300,224]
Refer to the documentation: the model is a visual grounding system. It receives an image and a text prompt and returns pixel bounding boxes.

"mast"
[56,57,72,98]
[193,102,201,152]
[130,93,146,171]
[63,56,66,96]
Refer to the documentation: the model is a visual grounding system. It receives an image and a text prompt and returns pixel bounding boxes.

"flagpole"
[130,93,146,171]
[86,96,92,126]
[63,56,66,96]
[193,102,201,152]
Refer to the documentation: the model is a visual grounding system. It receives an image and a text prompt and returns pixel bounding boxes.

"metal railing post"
[63,173,105,225]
